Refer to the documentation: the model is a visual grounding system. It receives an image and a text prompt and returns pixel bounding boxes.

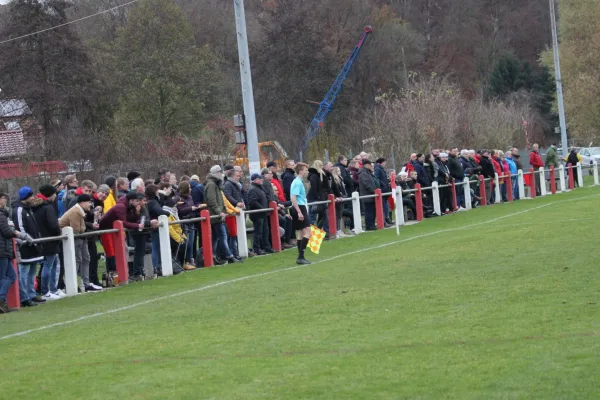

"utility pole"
[549,0,568,154]
[234,0,261,174]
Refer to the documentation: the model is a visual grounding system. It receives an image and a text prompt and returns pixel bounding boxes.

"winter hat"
[190,175,200,182]
[39,184,57,198]
[224,165,234,172]
[126,192,144,201]
[266,161,277,168]
[104,176,116,188]
[127,171,141,182]
[251,173,262,181]
[261,167,272,175]
[210,165,222,174]
[77,194,93,203]
[440,152,448,158]
[18,186,34,201]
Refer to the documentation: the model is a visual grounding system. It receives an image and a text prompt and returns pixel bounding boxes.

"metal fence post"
[157,215,173,277]
[539,167,547,196]
[351,191,362,234]
[463,178,472,210]
[558,164,566,192]
[432,182,441,216]
[236,210,249,258]
[61,227,79,295]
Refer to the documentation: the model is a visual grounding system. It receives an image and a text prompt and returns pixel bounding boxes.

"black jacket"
[374,163,390,192]
[307,168,332,202]
[412,161,431,187]
[448,155,465,181]
[281,168,296,201]
[262,179,277,203]
[480,156,496,179]
[358,168,377,203]
[33,199,62,255]
[335,163,355,196]
[147,196,169,220]
[435,159,450,184]
[0,208,16,259]
[224,179,243,206]
[12,197,44,263]
[248,182,268,217]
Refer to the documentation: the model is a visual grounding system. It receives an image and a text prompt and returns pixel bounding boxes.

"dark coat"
[374,163,390,192]
[0,208,16,259]
[335,163,355,196]
[224,179,243,206]
[448,155,465,181]
[480,155,496,179]
[12,197,44,263]
[358,168,377,203]
[281,168,296,201]
[148,196,169,220]
[190,181,205,205]
[99,201,141,231]
[262,179,277,203]
[435,159,450,184]
[33,199,62,255]
[248,182,268,219]
[307,168,331,202]
[412,161,431,187]
[176,195,197,220]
[424,163,435,185]
[204,174,225,224]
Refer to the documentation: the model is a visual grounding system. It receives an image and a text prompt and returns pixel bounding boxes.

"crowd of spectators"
[0,143,575,313]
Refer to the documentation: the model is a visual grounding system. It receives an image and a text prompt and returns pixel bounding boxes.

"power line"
[0,0,140,45]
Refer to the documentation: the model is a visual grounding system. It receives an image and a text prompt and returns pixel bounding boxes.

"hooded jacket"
[33,196,62,255]
[13,197,44,263]
[99,199,141,231]
[204,174,225,224]
[307,168,332,202]
[412,161,431,187]
[0,208,16,259]
[448,154,465,181]
[248,182,268,214]
[480,155,496,179]
[374,163,390,192]
[163,206,186,244]
[59,203,87,235]
[529,150,544,169]
[281,168,296,201]
[335,162,355,196]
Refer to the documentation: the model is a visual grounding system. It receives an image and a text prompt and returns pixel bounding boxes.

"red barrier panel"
[327,194,337,238]
[568,163,575,190]
[479,175,486,206]
[7,239,20,309]
[375,188,384,229]
[506,175,513,202]
[415,184,424,221]
[200,210,213,267]
[113,221,129,285]
[269,201,282,251]
[550,166,557,194]
[529,168,536,199]
[450,180,458,210]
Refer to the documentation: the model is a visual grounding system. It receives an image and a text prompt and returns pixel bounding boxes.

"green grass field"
[2,185,599,399]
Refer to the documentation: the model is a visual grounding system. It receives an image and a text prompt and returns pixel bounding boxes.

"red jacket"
[491,157,502,176]
[99,201,140,230]
[529,151,544,169]
[271,176,285,202]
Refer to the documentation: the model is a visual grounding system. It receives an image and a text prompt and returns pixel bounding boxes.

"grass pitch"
[1,185,599,399]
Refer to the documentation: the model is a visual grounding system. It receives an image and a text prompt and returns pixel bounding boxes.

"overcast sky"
[0,0,11,4]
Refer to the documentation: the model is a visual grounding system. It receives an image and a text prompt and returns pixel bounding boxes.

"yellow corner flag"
[309,225,326,254]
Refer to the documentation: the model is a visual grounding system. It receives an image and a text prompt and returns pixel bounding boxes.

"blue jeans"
[309,205,329,234]
[501,183,508,202]
[512,177,519,200]
[184,228,195,263]
[212,223,232,259]
[383,197,390,221]
[228,235,239,258]
[19,262,38,302]
[0,258,16,303]
[41,254,59,295]
[151,231,160,270]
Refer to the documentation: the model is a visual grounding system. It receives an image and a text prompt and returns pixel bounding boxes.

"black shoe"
[296,257,311,265]
[256,250,266,256]
[324,234,330,241]
[213,257,226,266]
[248,251,255,258]
[128,275,144,283]
[0,299,8,313]
[366,227,377,231]
[21,300,38,307]
[233,255,243,262]
[32,296,46,303]
[228,257,241,264]
[264,248,275,254]
[384,222,393,228]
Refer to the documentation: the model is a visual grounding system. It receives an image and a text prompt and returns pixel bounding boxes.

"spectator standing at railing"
[224,166,246,259]
[448,148,465,208]
[271,182,295,248]
[116,177,129,199]
[155,169,170,186]
[57,175,78,217]
[205,165,239,264]
[348,159,360,191]
[435,153,453,213]
[290,163,312,265]
[281,160,296,201]
[479,150,495,205]
[397,172,418,218]
[308,160,332,239]
[498,151,510,202]
[0,192,33,313]
[335,155,355,195]
[103,176,117,214]
[66,180,97,211]
[511,148,524,171]
[86,185,111,287]
[358,160,377,231]
[34,184,64,300]
[566,148,582,187]
[505,150,519,200]
[374,158,393,227]
[146,184,171,275]
[545,144,559,168]
[529,144,544,196]
[13,187,46,306]
[176,181,202,268]
[248,173,269,256]
[330,166,347,237]
[423,154,435,185]
[266,161,285,203]
[59,194,103,292]
[260,168,277,251]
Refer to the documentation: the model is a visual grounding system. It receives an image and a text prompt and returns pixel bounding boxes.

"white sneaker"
[55,289,67,298]
[43,292,61,301]
[85,283,103,292]
[336,230,347,238]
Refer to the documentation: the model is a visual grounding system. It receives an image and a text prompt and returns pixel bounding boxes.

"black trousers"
[88,239,100,285]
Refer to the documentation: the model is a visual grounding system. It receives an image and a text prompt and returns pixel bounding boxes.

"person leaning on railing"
[248,173,270,256]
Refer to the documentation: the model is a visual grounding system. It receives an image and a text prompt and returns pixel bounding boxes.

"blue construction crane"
[299,26,372,156]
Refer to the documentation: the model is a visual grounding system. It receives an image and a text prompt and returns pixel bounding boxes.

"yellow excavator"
[233,141,288,171]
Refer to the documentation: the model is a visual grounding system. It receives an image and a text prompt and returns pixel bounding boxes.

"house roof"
[0,130,27,158]
[0,99,32,118]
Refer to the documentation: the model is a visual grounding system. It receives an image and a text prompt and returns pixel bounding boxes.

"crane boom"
[299,26,372,155]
